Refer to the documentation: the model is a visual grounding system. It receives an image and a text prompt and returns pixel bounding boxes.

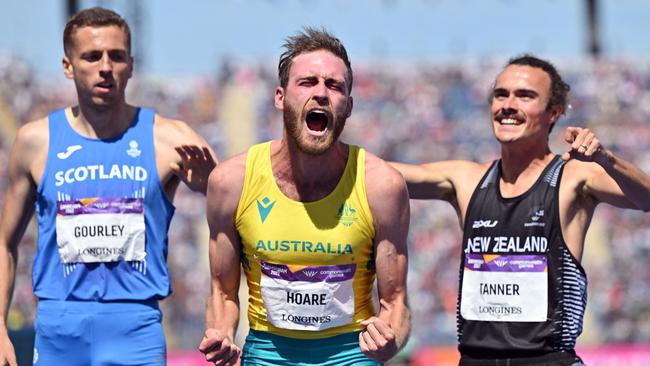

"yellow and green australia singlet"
[236,141,376,339]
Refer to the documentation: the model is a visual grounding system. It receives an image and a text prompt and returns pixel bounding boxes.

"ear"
[62,56,74,80]
[127,55,134,79]
[549,105,563,124]
[274,86,285,110]
[345,96,353,118]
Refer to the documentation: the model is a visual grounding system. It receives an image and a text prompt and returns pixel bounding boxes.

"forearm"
[0,243,17,331]
[205,288,240,340]
[380,294,411,350]
[597,149,650,211]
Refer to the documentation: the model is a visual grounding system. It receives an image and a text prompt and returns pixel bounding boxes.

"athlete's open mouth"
[305,109,330,132]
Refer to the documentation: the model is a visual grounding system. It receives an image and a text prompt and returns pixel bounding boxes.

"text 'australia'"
[256,240,353,254]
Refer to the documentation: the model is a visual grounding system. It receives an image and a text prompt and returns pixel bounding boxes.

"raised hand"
[562,126,606,162]
[170,145,216,193]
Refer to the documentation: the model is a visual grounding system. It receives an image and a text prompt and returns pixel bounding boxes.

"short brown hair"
[63,7,131,57]
[278,27,353,94]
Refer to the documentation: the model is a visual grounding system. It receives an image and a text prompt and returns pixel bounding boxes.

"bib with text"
[260,261,356,331]
[55,197,146,263]
[461,254,548,322]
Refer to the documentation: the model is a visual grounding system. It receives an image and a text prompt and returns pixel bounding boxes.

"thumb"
[563,127,579,144]
[360,316,379,327]
[169,162,183,174]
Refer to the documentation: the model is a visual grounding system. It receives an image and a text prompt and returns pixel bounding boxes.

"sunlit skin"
[275,50,352,155]
[490,65,561,148]
[63,25,133,111]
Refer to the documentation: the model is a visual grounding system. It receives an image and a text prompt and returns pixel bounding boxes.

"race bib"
[55,198,146,263]
[460,254,548,322]
[260,261,356,331]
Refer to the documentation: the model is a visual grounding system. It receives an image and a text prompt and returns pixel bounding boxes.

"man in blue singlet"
[391,55,650,365]
[0,7,216,366]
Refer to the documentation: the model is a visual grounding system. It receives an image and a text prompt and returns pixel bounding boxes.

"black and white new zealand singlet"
[457,155,588,358]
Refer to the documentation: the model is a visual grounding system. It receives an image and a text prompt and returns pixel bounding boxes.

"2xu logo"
[472,220,498,229]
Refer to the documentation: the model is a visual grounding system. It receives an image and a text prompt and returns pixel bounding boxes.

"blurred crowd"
[1,54,649,353]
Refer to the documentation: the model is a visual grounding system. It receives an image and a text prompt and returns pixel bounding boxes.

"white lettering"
[53,165,148,187]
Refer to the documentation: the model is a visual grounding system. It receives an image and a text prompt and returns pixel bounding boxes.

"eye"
[493,90,508,99]
[109,50,128,62]
[326,80,343,92]
[82,51,102,62]
[298,77,317,87]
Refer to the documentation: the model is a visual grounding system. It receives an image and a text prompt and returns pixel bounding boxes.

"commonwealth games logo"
[336,203,358,227]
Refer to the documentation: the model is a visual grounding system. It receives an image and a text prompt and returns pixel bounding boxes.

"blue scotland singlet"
[33,107,175,301]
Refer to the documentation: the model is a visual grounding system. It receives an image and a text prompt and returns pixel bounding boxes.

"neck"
[69,100,136,139]
[499,143,554,183]
[271,138,349,202]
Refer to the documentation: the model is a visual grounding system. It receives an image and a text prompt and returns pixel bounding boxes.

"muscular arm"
[563,126,650,211]
[389,161,457,201]
[360,154,410,362]
[154,116,217,197]
[390,160,489,227]
[199,154,246,365]
[0,120,47,366]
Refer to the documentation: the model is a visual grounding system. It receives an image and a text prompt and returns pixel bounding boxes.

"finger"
[198,334,223,353]
[183,145,203,159]
[223,347,241,366]
[360,316,379,327]
[363,322,383,349]
[359,332,369,352]
[561,151,571,161]
[369,319,393,337]
[203,146,217,163]
[212,345,240,366]
[175,146,191,162]
[169,161,184,174]
[361,329,378,352]
[379,298,394,312]
[563,127,580,144]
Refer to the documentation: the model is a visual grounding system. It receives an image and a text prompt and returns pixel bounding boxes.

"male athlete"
[199,28,410,365]
[0,7,216,366]
[392,55,650,365]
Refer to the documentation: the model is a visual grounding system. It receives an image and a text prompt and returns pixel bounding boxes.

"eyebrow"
[493,87,539,96]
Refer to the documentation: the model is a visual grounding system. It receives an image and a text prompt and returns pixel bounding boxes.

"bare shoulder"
[16,117,49,146]
[560,159,604,192]
[13,117,49,162]
[207,151,248,206]
[154,114,207,145]
[365,151,406,195]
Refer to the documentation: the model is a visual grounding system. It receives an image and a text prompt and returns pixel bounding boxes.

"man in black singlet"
[391,54,650,365]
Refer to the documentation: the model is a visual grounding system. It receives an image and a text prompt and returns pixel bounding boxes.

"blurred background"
[1,0,650,365]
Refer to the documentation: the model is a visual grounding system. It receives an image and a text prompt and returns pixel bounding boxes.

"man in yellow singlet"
[198,27,410,366]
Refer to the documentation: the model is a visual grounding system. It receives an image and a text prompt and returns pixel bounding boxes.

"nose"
[312,81,329,105]
[501,94,517,112]
[99,53,113,76]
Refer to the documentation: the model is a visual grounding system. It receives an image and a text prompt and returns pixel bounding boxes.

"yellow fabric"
[235,141,376,339]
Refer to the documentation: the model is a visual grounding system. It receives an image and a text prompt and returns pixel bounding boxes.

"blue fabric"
[34,108,175,301]
[34,300,166,366]
[242,330,381,366]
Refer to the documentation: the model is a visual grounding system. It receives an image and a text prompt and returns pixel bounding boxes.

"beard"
[283,101,347,155]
